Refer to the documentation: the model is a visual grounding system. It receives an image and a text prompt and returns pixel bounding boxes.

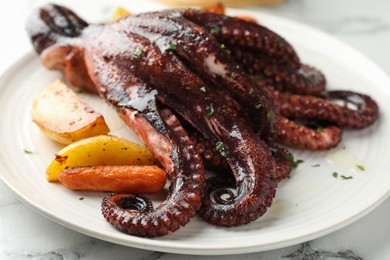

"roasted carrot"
[235,15,258,24]
[58,165,166,193]
[201,2,225,15]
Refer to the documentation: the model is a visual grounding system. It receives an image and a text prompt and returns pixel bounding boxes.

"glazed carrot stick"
[58,165,166,193]
[201,2,225,14]
[235,15,258,24]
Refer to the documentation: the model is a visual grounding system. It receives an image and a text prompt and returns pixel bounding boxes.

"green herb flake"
[220,151,228,158]
[356,165,365,171]
[207,103,215,117]
[169,43,177,50]
[220,43,226,49]
[215,141,227,158]
[79,197,85,200]
[235,65,240,69]
[286,153,294,161]
[266,112,273,121]
[332,172,338,178]
[213,24,221,33]
[231,72,237,79]
[311,164,321,167]
[341,175,353,180]
[200,86,206,93]
[215,142,224,150]
[255,104,262,110]
[23,149,34,154]
[133,48,143,57]
[316,126,324,132]
[293,159,304,169]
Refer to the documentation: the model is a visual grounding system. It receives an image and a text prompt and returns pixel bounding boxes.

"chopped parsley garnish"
[200,86,206,93]
[213,25,221,33]
[266,112,273,121]
[79,197,85,200]
[23,149,34,154]
[220,43,226,49]
[215,142,224,151]
[332,172,353,180]
[231,72,237,79]
[311,164,321,167]
[207,103,215,117]
[316,126,324,132]
[293,159,304,168]
[356,165,365,171]
[255,104,262,110]
[286,153,294,161]
[133,48,143,57]
[215,141,227,158]
[169,43,177,50]
[287,153,304,169]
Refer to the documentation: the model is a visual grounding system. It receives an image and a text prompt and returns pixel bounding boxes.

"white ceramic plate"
[1,8,390,255]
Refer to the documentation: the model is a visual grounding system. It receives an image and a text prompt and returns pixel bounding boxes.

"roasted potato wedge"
[111,6,131,21]
[46,135,156,182]
[31,79,110,144]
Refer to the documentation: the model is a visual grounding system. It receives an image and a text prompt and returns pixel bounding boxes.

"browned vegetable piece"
[59,165,166,193]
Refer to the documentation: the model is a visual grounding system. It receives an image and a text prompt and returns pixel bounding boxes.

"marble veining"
[284,242,363,260]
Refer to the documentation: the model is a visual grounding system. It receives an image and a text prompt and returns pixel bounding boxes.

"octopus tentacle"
[178,9,325,96]
[122,11,277,139]
[273,117,342,150]
[230,47,326,95]
[101,107,205,237]
[26,4,88,54]
[26,4,96,91]
[196,123,277,226]
[326,90,379,128]
[178,8,301,69]
[273,89,379,129]
[270,144,294,180]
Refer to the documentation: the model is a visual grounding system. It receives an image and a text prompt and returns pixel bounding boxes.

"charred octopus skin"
[26,4,379,237]
[179,8,379,150]
[26,4,280,235]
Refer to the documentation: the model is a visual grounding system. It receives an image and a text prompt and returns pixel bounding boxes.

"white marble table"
[1,0,390,259]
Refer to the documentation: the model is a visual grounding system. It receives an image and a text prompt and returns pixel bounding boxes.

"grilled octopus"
[26,4,379,237]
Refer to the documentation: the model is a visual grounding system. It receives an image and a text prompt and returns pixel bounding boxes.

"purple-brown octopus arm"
[178,8,301,69]
[273,89,379,129]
